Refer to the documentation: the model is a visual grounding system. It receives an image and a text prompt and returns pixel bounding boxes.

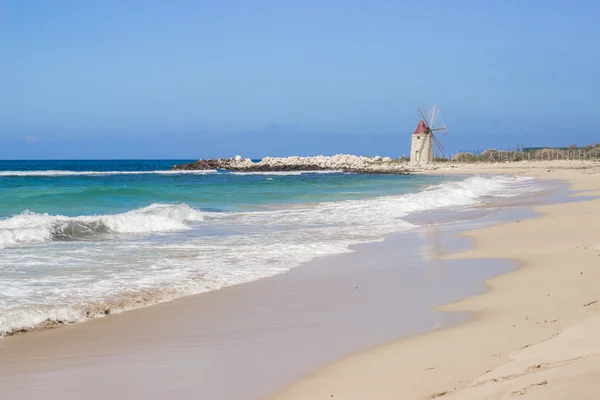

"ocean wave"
[0,204,204,248]
[0,174,543,336]
[0,170,217,177]
[0,176,531,250]
[405,175,534,211]
[228,170,343,176]
[229,176,536,233]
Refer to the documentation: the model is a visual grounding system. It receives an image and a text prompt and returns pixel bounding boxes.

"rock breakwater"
[173,154,443,174]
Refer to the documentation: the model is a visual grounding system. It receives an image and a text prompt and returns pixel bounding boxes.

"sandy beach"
[5,1,597,398]
[0,214,516,400]
[1,160,597,400]
[274,160,600,400]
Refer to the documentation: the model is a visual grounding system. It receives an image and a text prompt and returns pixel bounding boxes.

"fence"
[438,147,600,163]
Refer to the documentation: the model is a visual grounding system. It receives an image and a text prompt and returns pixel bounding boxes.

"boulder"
[172,154,412,174]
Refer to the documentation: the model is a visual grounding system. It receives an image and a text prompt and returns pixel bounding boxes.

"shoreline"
[0,226,515,399]
[0,169,528,338]
[273,162,600,400]
[0,174,552,399]
[0,160,594,399]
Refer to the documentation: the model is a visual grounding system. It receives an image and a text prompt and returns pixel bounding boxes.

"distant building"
[409,105,446,164]
[410,120,433,164]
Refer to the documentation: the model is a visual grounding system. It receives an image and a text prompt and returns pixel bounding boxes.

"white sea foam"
[0,204,204,249]
[0,170,217,177]
[0,175,542,335]
[228,170,342,176]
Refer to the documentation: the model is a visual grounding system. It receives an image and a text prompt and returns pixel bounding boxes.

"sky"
[1,0,599,159]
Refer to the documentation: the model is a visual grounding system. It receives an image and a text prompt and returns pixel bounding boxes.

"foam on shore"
[0,175,541,336]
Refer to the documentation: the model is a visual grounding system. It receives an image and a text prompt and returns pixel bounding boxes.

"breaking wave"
[0,204,204,249]
[228,170,342,176]
[0,174,543,336]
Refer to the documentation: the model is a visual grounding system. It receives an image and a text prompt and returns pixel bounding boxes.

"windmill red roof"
[413,120,430,135]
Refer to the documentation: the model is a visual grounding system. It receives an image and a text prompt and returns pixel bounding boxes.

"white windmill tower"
[410,105,447,164]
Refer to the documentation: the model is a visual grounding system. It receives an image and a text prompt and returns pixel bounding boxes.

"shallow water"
[0,160,544,335]
[0,208,536,400]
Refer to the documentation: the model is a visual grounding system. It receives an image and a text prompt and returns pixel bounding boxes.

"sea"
[0,160,543,336]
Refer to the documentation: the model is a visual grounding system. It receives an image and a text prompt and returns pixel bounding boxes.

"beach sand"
[0,219,514,399]
[274,161,600,400]
[1,160,597,400]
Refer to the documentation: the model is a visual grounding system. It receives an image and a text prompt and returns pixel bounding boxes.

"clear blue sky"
[1,0,599,159]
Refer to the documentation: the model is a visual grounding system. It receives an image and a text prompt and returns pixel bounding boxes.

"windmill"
[409,105,447,164]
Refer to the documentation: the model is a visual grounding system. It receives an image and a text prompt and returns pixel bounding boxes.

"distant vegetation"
[448,145,600,163]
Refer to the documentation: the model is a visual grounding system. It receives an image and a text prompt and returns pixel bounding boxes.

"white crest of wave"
[0,174,540,335]
[0,204,204,249]
[398,175,531,212]
[229,170,341,176]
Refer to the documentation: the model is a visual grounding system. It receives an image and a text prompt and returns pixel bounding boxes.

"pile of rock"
[257,154,382,170]
[173,157,253,171]
[173,154,431,174]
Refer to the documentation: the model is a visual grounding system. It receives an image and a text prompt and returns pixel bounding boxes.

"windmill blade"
[417,106,428,125]
[435,116,445,130]
[429,105,434,126]
[422,105,429,122]
[433,140,444,157]
[432,134,445,155]
[430,106,438,127]
[434,142,444,157]
[418,111,428,127]
[432,121,447,134]
[432,132,442,149]
[433,131,444,147]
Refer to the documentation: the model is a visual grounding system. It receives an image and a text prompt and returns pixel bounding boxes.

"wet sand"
[274,162,600,400]
[0,162,576,400]
[0,207,538,399]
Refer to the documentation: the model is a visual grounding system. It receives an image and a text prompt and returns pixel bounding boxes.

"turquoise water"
[0,160,450,216]
[0,160,538,335]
